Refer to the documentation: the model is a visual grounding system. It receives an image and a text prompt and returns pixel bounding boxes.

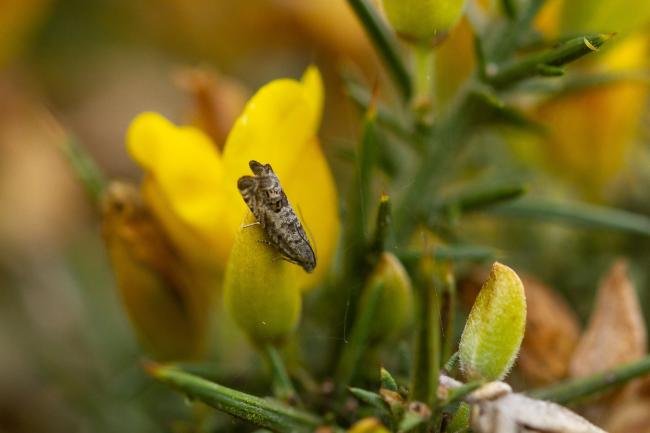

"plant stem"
[487,198,650,236]
[344,79,413,142]
[263,345,299,404]
[410,262,441,409]
[398,245,496,266]
[485,33,613,89]
[335,281,384,394]
[369,194,392,264]
[145,363,323,433]
[60,136,106,204]
[528,355,650,404]
[435,182,528,216]
[439,266,457,365]
[346,0,412,101]
[412,44,434,116]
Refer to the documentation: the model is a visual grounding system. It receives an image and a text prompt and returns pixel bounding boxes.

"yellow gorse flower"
[126,66,340,289]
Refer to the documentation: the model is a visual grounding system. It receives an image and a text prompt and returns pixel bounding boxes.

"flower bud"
[101,181,211,360]
[223,213,302,345]
[382,0,467,44]
[459,262,526,381]
[348,417,391,433]
[362,252,414,343]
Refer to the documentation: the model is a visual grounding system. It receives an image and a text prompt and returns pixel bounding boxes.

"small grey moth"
[237,160,316,273]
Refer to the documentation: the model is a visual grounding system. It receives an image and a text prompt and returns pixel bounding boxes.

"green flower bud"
[223,213,302,345]
[459,262,526,381]
[363,252,414,343]
[382,0,467,44]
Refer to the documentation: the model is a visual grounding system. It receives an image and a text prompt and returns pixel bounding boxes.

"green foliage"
[61,0,650,431]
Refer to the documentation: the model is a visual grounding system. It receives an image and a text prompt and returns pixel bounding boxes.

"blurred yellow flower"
[101,182,210,360]
[527,0,650,198]
[127,66,339,288]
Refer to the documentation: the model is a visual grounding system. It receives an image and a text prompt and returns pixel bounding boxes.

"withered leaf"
[518,276,581,385]
[569,260,647,379]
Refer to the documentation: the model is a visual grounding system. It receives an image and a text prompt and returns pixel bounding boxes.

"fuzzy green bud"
[459,262,526,381]
[223,213,302,345]
[382,0,467,44]
[363,252,414,343]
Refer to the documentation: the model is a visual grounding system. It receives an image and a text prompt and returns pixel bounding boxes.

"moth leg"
[241,221,261,229]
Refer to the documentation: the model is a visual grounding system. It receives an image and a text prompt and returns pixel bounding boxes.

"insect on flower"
[237,160,317,273]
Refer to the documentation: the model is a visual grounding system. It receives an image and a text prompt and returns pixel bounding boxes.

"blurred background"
[1,0,649,432]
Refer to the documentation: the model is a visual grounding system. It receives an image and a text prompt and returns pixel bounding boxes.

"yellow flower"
[126,66,340,289]
[101,182,210,360]
[525,0,650,198]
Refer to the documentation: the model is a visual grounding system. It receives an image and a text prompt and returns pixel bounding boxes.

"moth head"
[237,175,257,194]
[249,160,274,176]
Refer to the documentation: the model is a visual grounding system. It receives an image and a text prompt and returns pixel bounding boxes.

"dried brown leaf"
[569,260,647,379]
[518,276,581,385]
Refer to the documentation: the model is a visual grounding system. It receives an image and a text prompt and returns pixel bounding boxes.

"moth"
[237,160,316,273]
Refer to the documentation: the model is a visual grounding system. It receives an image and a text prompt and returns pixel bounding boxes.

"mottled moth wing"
[237,160,316,273]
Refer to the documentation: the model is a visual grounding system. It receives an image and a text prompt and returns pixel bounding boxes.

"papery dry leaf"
[436,377,606,433]
[518,276,581,385]
[605,397,650,433]
[602,366,650,433]
[569,260,646,379]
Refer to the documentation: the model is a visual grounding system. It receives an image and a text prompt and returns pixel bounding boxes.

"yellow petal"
[127,112,239,268]
[222,66,338,288]
[282,138,340,288]
[222,65,324,184]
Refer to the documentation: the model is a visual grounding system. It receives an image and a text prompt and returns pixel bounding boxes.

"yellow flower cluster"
[104,67,340,358]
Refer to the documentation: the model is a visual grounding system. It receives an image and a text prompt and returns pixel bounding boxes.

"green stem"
[369,194,392,265]
[412,44,435,115]
[435,182,528,216]
[60,137,107,204]
[398,244,496,267]
[347,0,413,100]
[440,268,457,365]
[335,281,384,394]
[528,355,650,404]
[485,33,613,89]
[263,345,299,404]
[441,380,484,407]
[145,363,323,433]
[487,198,650,236]
[345,79,413,142]
[410,267,441,409]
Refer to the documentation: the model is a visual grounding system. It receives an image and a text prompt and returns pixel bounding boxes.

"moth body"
[237,160,316,273]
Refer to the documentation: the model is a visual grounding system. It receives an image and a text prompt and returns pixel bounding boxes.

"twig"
[60,136,107,204]
[335,280,384,393]
[487,198,650,236]
[346,0,413,100]
[144,363,323,433]
[528,355,650,404]
[263,345,299,404]
[485,33,613,89]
